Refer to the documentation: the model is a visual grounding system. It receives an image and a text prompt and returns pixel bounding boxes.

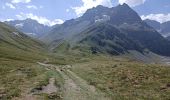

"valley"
[1,49,170,100]
[0,2,170,100]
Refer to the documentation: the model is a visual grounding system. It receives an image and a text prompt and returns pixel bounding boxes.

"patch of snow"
[26,33,36,36]
[103,15,110,19]
[95,15,110,23]
[15,23,23,28]
[162,33,170,37]
[12,32,20,37]
[157,29,161,33]
[123,23,128,25]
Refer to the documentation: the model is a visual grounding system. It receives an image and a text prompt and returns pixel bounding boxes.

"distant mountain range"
[1,3,170,57]
[41,3,170,56]
[5,19,52,38]
[144,19,170,37]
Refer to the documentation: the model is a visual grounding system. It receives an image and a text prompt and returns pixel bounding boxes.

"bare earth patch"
[41,78,58,94]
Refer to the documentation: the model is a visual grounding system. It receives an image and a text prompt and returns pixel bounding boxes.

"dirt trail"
[20,78,58,100]
[52,64,90,100]
[21,94,37,100]
[63,70,109,100]
[62,71,88,100]
[42,78,58,94]
[38,62,110,100]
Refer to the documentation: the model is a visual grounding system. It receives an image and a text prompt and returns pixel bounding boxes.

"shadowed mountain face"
[5,19,52,38]
[76,23,144,55]
[167,36,170,41]
[144,19,170,37]
[42,3,170,56]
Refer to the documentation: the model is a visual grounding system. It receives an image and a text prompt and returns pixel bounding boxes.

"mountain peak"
[122,3,129,7]
[25,18,34,21]
[95,5,107,9]
[86,5,109,13]
[117,3,132,11]
[81,3,141,25]
[117,3,130,8]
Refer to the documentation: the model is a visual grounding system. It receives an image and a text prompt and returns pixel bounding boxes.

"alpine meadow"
[0,0,170,100]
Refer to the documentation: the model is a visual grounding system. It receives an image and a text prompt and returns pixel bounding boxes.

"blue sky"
[0,0,170,26]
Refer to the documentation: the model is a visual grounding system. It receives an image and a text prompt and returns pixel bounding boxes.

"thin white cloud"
[6,19,15,21]
[51,19,64,26]
[16,14,24,19]
[16,13,64,26]
[26,5,38,9]
[141,13,170,23]
[72,0,113,16]
[5,3,16,9]
[66,9,70,12]
[119,0,145,7]
[12,0,31,4]
[39,6,43,9]
[0,18,14,22]
[2,6,6,9]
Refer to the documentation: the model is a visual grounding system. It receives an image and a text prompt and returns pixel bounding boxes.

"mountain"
[42,3,170,56]
[161,21,170,36]
[5,19,52,38]
[0,22,46,60]
[42,4,141,43]
[143,19,161,30]
[144,19,170,37]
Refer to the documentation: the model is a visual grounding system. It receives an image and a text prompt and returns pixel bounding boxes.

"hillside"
[0,22,46,61]
[0,22,52,99]
[70,23,144,55]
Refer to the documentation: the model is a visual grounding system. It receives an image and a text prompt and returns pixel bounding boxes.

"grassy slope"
[47,41,170,100]
[0,59,45,99]
[42,48,170,100]
[0,22,56,99]
[70,55,170,100]
[1,40,170,100]
[0,58,65,99]
[43,35,170,100]
[0,41,66,99]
